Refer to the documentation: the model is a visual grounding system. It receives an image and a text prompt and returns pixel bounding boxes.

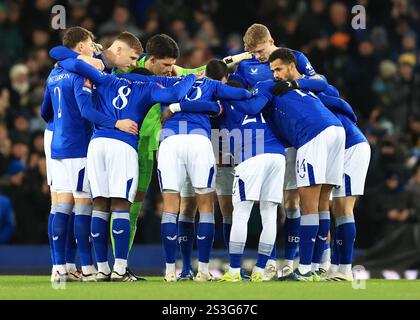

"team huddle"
[42,23,370,283]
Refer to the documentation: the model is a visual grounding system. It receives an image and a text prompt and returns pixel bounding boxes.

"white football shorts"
[87,138,138,203]
[296,125,345,188]
[232,153,285,204]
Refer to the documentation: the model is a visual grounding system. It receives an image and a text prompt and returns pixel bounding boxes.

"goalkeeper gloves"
[270,79,299,96]
[92,42,103,55]
[222,52,253,68]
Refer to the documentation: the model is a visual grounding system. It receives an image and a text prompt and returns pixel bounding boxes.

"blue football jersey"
[175,99,285,164]
[230,49,316,89]
[316,92,367,149]
[56,59,196,150]
[230,80,342,149]
[220,100,285,163]
[44,67,93,159]
[46,120,54,131]
[50,45,115,74]
[335,113,367,149]
[275,75,368,150]
[156,77,251,141]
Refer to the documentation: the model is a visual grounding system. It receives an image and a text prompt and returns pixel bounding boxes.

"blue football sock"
[65,212,77,265]
[229,241,245,269]
[256,242,274,269]
[312,211,330,264]
[91,210,110,263]
[269,243,277,261]
[197,213,215,264]
[335,216,356,265]
[48,209,56,266]
[178,214,195,271]
[222,216,232,249]
[112,211,131,260]
[331,228,340,266]
[161,212,178,264]
[74,205,93,268]
[284,208,301,260]
[52,203,73,266]
[298,214,319,267]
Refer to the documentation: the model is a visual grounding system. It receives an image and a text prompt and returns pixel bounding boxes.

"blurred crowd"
[1,0,420,248]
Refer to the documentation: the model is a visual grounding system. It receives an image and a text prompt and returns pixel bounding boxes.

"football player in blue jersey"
[55,56,196,281]
[41,27,139,282]
[155,60,252,282]
[49,32,249,280]
[225,48,346,281]
[163,78,287,282]
[229,24,318,280]
[273,79,370,281]
[50,31,142,74]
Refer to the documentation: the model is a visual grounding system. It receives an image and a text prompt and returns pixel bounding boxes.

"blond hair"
[116,32,143,55]
[243,24,272,51]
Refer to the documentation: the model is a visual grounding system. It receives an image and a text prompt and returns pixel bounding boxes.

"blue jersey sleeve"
[41,85,53,123]
[178,100,222,115]
[295,51,316,76]
[214,82,252,100]
[119,73,183,87]
[324,84,340,97]
[228,80,272,115]
[149,74,196,103]
[317,93,357,122]
[229,95,270,115]
[296,77,327,92]
[73,76,117,128]
[58,59,111,85]
[228,63,249,88]
[49,45,79,61]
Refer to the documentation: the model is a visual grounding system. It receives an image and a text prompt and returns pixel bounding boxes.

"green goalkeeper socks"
[129,201,142,251]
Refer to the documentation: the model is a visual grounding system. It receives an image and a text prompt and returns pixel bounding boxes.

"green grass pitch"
[0,276,419,300]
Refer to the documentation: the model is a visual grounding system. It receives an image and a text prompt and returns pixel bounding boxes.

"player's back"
[46,67,92,159]
[232,49,316,89]
[220,100,285,164]
[255,80,341,149]
[334,113,367,149]
[162,78,219,140]
[92,76,157,150]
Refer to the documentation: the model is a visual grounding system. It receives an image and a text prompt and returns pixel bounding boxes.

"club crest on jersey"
[112,85,131,110]
[251,68,258,74]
